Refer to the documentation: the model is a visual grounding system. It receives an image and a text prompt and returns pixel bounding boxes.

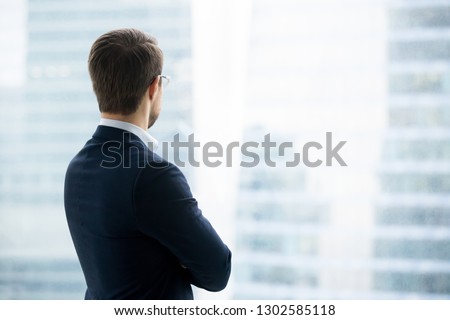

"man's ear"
[148,76,160,100]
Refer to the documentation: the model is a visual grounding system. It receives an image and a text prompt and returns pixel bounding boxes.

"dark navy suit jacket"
[64,125,231,299]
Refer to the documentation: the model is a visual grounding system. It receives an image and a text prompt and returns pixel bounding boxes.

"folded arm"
[133,163,231,292]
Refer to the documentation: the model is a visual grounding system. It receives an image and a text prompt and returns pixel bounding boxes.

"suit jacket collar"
[92,125,157,151]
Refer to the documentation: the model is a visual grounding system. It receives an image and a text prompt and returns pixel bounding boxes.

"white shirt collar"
[99,118,158,151]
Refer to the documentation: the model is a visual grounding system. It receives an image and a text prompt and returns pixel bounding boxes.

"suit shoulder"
[135,159,192,201]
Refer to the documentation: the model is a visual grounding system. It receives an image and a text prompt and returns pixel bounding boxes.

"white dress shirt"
[99,118,158,150]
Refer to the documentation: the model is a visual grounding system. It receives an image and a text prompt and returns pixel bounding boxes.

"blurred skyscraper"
[235,0,450,299]
[375,1,450,297]
[234,0,387,299]
[0,0,193,299]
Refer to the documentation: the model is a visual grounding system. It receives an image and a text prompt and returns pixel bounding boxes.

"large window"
[1,0,449,299]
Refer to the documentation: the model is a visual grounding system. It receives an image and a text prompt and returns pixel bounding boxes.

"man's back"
[64,125,231,299]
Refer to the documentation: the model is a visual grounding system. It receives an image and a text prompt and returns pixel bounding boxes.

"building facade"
[375,1,450,298]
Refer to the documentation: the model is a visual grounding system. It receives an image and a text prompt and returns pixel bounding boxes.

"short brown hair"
[88,28,163,115]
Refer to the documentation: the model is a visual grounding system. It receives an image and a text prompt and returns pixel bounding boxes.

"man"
[64,28,231,299]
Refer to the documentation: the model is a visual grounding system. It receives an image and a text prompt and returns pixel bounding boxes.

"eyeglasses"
[159,75,170,88]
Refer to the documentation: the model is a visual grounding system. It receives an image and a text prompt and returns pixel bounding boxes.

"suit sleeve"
[133,163,231,292]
